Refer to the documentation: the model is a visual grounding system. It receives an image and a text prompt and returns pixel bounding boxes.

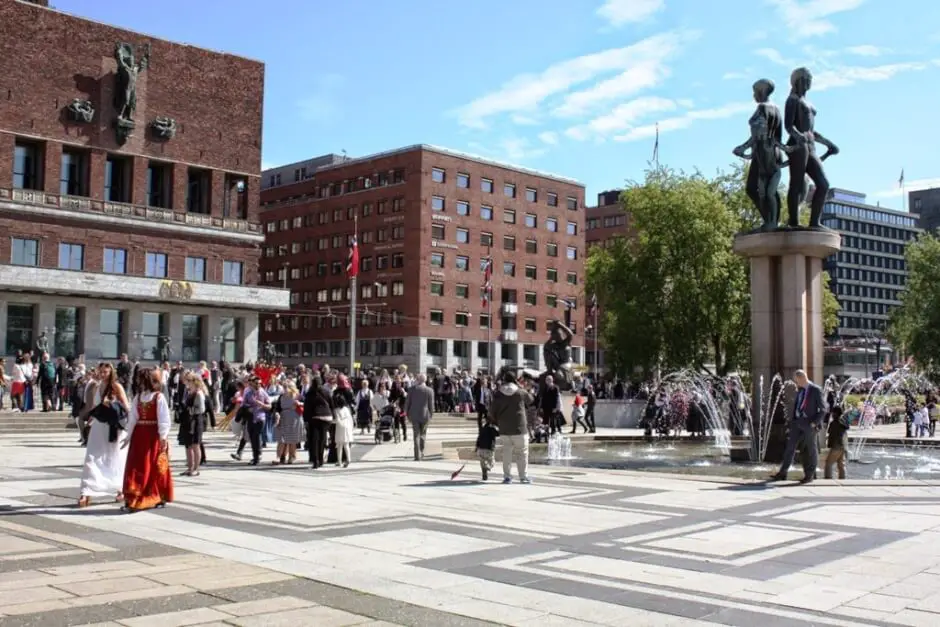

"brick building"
[259,144,586,374]
[0,0,287,363]
[584,190,629,374]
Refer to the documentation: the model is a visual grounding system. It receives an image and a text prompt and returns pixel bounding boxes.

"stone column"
[82,303,101,360]
[733,229,840,463]
[167,311,184,364]
[125,306,145,361]
[0,297,8,358]
[242,314,259,364]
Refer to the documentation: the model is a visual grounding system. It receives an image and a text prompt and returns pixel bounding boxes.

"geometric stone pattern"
[3,431,940,626]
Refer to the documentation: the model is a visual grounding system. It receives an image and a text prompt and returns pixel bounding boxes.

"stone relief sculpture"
[113,41,150,145]
[150,116,176,140]
[732,79,791,231]
[66,98,95,123]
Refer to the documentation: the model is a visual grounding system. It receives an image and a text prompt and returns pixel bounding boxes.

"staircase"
[0,411,75,434]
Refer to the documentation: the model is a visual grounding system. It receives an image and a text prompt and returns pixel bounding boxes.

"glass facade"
[54,307,81,357]
[5,304,34,355]
[141,312,167,360]
[181,314,203,362]
[100,309,124,360]
[219,316,239,363]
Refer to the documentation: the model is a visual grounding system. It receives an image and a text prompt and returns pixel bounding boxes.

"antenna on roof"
[341,149,348,161]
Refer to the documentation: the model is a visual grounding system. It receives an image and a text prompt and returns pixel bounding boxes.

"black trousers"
[585,406,596,432]
[476,404,488,432]
[246,420,263,462]
[307,420,329,468]
[394,414,408,440]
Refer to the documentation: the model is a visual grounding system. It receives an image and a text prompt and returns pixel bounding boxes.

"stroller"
[375,404,402,444]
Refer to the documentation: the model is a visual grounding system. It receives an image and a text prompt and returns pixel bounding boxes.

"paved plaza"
[1,425,940,626]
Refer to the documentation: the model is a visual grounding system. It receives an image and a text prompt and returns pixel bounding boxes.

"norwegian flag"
[589,293,598,317]
[346,235,359,279]
[480,256,493,307]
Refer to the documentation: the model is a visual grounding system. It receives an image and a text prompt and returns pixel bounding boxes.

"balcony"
[0,265,289,311]
[502,303,518,315]
[0,187,263,243]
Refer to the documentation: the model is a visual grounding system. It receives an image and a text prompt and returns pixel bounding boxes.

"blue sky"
[59,0,940,209]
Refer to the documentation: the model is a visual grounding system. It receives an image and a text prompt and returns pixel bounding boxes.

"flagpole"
[593,306,599,377]
[349,215,358,376]
[486,244,493,376]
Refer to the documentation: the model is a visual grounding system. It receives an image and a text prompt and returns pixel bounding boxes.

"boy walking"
[475,417,499,481]
[824,405,849,480]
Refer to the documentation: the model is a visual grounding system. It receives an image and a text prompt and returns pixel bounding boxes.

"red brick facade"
[259,145,586,360]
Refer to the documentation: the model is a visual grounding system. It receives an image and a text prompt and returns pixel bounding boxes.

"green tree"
[586,166,750,377]
[888,234,940,377]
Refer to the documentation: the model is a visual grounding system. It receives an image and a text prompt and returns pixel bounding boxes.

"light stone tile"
[67,585,195,608]
[645,523,811,556]
[435,599,547,625]
[328,529,509,560]
[0,520,116,552]
[226,606,373,627]
[117,607,232,627]
[771,584,867,613]
[0,584,73,608]
[53,575,156,597]
[0,599,70,615]
[194,571,292,591]
[845,593,912,613]
[513,616,607,627]
[891,609,940,627]
[911,589,940,613]
[0,534,54,554]
[0,548,87,562]
[42,560,145,577]
[213,595,316,617]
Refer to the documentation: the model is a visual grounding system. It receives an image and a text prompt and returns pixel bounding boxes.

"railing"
[0,187,262,236]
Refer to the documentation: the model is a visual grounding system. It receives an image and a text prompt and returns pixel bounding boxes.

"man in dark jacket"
[771,369,827,484]
[584,384,597,433]
[538,375,563,435]
[490,371,534,484]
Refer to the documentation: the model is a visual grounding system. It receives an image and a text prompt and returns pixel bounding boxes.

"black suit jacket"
[795,382,826,426]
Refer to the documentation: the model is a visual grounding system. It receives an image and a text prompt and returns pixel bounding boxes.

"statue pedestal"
[733,229,840,463]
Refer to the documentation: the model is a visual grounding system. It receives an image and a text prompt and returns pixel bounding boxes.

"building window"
[432,224,445,240]
[547,243,558,257]
[567,221,578,235]
[58,243,84,270]
[546,294,558,307]
[481,205,493,220]
[105,156,130,203]
[456,201,470,216]
[547,268,558,282]
[103,247,126,274]
[181,314,204,362]
[481,178,493,193]
[223,261,243,285]
[186,167,211,214]
[392,226,404,240]
[377,228,388,242]
[456,284,469,299]
[525,239,537,254]
[525,291,537,305]
[456,312,470,327]
[525,265,537,280]
[546,218,558,232]
[141,312,167,360]
[481,232,494,247]
[503,209,516,224]
[145,252,168,278]
[13,141,42,190]
[456,255,470,271]
[525,318,537,332]
[545,193,559,208]
[567,271,578,285]
[185,256,206,281]
[219,316,239,362]
[430,281,444,296]
[375,256,388,271]
[525,213,537,228]
[567,196,578,210]
[11,238,38,266]
[430,310,444,325]
[567,246,578,260]
[316,289,328,302]
[479,314,490,329]
[5,304,34,355]
[456,228,470,244]
[53,306,80,357]
[504,183,516,198]
[224,175,248,219]
[431,168,445,183]
[525,188,537,202]
[99,309,124,360]
[457,173,470,188]
[60,148,88,196]
[504,261,516,276]
[146,161,172,208]
[392,253,404,268]
[392,281,404,296]
[393,198,404,212]
[503,235,516,251]
[431,252,444,267]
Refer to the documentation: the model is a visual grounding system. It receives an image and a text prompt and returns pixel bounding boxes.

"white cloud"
[844,44,887,56]
[873,177,940,199]
[722,71,748,80]
[613,102,753,142]
[469,138,547,162]
[452,31,692,128]
[538,131,559,145]
[596,0,665,27]
[813,61,930,90]
[566,96,678,141]
[511,114,540,125]
[756,48,793,66]
[768,0,866,39]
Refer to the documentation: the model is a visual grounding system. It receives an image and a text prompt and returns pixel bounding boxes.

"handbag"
[234,406,253,424]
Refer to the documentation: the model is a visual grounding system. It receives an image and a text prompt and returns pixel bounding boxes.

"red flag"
[480,257,492,307]
[346,236,359,278]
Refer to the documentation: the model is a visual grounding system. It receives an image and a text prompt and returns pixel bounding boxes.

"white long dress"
[79,386,129,498]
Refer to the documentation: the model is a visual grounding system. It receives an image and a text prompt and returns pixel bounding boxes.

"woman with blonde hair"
[178,374,207,476]
[274,380,303,464]
[79,362,130,507]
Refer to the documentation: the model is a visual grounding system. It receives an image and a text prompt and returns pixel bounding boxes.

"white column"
[241,314,259,364]
[205,310,222,363]
[82,303,102,360]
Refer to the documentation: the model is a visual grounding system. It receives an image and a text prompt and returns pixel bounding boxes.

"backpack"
[42,361,56,381]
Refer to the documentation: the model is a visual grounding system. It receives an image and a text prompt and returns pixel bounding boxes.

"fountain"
[546,433,573,460]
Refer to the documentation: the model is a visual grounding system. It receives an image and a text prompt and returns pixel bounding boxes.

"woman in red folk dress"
[121,368,174,512]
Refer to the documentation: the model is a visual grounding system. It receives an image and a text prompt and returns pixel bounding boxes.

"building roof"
[263,144,584,187]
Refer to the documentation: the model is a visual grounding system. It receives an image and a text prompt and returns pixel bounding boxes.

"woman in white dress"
[79,362,130,508]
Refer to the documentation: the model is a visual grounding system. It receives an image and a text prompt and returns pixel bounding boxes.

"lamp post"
[282,262,290,290]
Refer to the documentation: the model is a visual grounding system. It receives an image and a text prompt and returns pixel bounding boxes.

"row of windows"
[426,310,571,333]
[269,338,407,359]
[429,252,579,284]
[430,198,578,233]
[586,214,627,230]
[826,217,917,241]
[430,167,578,210]
[12,139,249,218]
[430,226,578,258]
[839,236,907,258]
[265,197,406,232]
[833,250,906,271]
[429,283,571,309]
[824,202,917,228]
[841,300,892,316]
[265,310,405,332]
[264,169,406,202]
[831,266,906,286]
[9,237,244,284]
[4,304,240,362]
[839,316,888,330]
[833,283,901,302]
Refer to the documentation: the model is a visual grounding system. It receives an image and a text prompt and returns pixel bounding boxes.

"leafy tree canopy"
[888,234,940,378]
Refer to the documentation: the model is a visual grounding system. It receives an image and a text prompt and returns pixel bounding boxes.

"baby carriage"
[375,404,402,444]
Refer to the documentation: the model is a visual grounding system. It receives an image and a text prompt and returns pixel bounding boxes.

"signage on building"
[431,241,458,250]
[430,271,445,278]
[431,214,452,222]
[374,243,404,251]
[383,215,405,223]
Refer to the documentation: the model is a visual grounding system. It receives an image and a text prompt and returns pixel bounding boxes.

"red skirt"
[123,425,174,511]
[10,382,25,396]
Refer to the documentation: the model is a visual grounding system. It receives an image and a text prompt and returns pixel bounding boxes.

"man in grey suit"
[771,369,827,484]
[404,373,434,461]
